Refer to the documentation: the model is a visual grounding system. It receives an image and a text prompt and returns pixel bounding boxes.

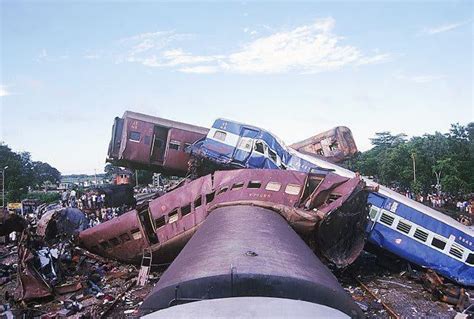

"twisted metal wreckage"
[10,169,371,317]
[9,111,472,316]
[77,168,371,317]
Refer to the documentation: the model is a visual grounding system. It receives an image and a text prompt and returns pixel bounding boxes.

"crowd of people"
[395,188,474,216]
[60,189,128,228]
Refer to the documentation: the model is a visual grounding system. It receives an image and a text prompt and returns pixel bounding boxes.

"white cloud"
[0,85,11,97]
[117,31,190,64]
[394,72,444,84]
[120,18,391,74]
[420,21,469,35]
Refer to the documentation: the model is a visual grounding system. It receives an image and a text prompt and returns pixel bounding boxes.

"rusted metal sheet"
[79,169,368,268]
[290,126,358,163]
[139,206,363,318]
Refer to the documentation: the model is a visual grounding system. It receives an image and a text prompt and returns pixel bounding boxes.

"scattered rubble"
[339,251,473,318]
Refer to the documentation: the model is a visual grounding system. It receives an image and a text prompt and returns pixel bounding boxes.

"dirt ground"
[1,242,471,318]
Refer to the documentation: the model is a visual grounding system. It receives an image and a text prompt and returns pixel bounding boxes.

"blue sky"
[1,1,472,174]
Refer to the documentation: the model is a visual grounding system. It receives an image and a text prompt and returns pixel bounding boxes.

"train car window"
[379,212,394,226]
[110,237,121,246]
[238,138,253,152]
[129,131,141,142]
[396,220,412,234]
[169,140,180,150]
[285,184,301,195]
[254,141,264,154]
[449,244,464,259]
[328,193,341,203]
[217,186,228,195]
[99,241,111,250]
[248,181,262,189]
[168,209,179,223]
[194,195,202,209]
[466,253,474,265]
[181,204,192,216]
[431,237,447,250]
[213,131,227,142]
[130,228,142,240]
[206,191,215,203]
[155,216,166,228]
[414,228,428,242]
[265,182,281,192]
[268,149,277,162]
[119,233,131,242]
[329,142,339,151]
[368,206,379,220]
[231,182,244,190]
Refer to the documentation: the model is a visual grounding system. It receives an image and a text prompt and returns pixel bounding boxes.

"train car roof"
[295,150,474,235]
[123,111,209,135]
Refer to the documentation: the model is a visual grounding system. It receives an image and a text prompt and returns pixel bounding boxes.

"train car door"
[137,208,159,245]
[150,126,168,163]
[232,127,259,164]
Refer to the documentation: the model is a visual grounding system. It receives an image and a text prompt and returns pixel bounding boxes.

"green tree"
[0,143,61,202]
[343,122,473,195]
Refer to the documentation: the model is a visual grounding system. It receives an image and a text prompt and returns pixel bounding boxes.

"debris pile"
[339,251,473,318]
[0,204,163,318]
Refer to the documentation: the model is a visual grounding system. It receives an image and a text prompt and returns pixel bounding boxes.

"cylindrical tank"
[140,205,363,318]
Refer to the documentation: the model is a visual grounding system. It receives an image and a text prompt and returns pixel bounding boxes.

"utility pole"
[94,169,98,185]
[411,153,416,183]
[135,170,139,187]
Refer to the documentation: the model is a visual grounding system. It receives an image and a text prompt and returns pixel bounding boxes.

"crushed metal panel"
[15,241,53,301]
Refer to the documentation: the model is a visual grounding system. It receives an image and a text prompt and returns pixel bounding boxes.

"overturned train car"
[107,111,209,175]
[140,205,363,318]
[78,169,369,268]
[290,126,358,163]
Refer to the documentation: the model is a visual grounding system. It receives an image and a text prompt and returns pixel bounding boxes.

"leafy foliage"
[343,123,473,194]
[0,143,61,201]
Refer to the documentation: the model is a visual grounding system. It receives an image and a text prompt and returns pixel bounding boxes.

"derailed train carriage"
[79,168,369,317]
[189,118,474,286]
[107,111,209,175]
[79,168,369,268]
